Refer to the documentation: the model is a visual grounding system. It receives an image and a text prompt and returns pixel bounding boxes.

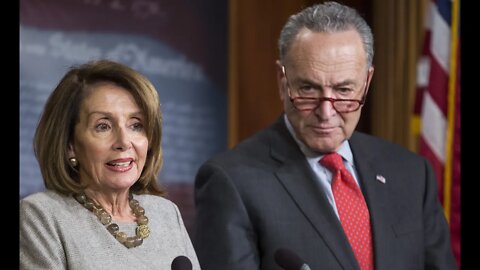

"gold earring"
[69,157,78,167]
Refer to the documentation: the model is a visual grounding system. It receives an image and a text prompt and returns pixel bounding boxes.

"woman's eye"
[95,123,110,132]
[131,122,144,131]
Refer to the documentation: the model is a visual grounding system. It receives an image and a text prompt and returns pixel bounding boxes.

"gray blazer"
[193,116,457,270]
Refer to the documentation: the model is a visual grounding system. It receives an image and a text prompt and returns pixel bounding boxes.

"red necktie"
[320,153,374,270]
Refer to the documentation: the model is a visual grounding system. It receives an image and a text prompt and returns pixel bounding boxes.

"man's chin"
[307,140,341,154]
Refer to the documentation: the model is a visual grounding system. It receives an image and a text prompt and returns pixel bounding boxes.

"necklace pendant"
[136,224,150,239]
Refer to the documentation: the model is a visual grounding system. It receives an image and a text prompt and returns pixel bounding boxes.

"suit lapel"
[350,133,394,269]
[269,118,360,270]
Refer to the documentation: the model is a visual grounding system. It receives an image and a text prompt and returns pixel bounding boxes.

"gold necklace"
[74,192,150,248]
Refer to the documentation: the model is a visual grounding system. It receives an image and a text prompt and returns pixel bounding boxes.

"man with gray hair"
[193,2,457,269]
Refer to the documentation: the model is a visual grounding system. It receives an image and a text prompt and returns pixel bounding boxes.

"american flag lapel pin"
[376,174,386,184]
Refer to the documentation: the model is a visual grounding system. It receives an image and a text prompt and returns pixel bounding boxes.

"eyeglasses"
[282,66,369,113]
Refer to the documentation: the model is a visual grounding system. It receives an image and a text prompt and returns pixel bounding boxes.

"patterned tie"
[320,153,374,270]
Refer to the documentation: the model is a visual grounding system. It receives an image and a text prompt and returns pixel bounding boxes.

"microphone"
[171,255,192,270]
[274,248,311,270]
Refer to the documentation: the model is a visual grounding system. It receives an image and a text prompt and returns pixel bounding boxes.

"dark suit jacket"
[193,116,457,270]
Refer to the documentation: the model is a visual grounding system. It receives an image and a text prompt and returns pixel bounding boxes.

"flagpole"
[443,0,460,223]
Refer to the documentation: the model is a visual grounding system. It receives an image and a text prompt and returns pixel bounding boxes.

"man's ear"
[366,66,374,89]
[275,60,287,101]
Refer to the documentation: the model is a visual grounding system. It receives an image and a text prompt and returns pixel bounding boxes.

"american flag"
[413,0,460,267]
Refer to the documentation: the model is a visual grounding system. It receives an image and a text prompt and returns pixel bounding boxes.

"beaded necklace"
[74,192,150,248]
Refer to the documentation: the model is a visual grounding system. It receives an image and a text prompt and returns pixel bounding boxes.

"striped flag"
[413,0,460,267]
